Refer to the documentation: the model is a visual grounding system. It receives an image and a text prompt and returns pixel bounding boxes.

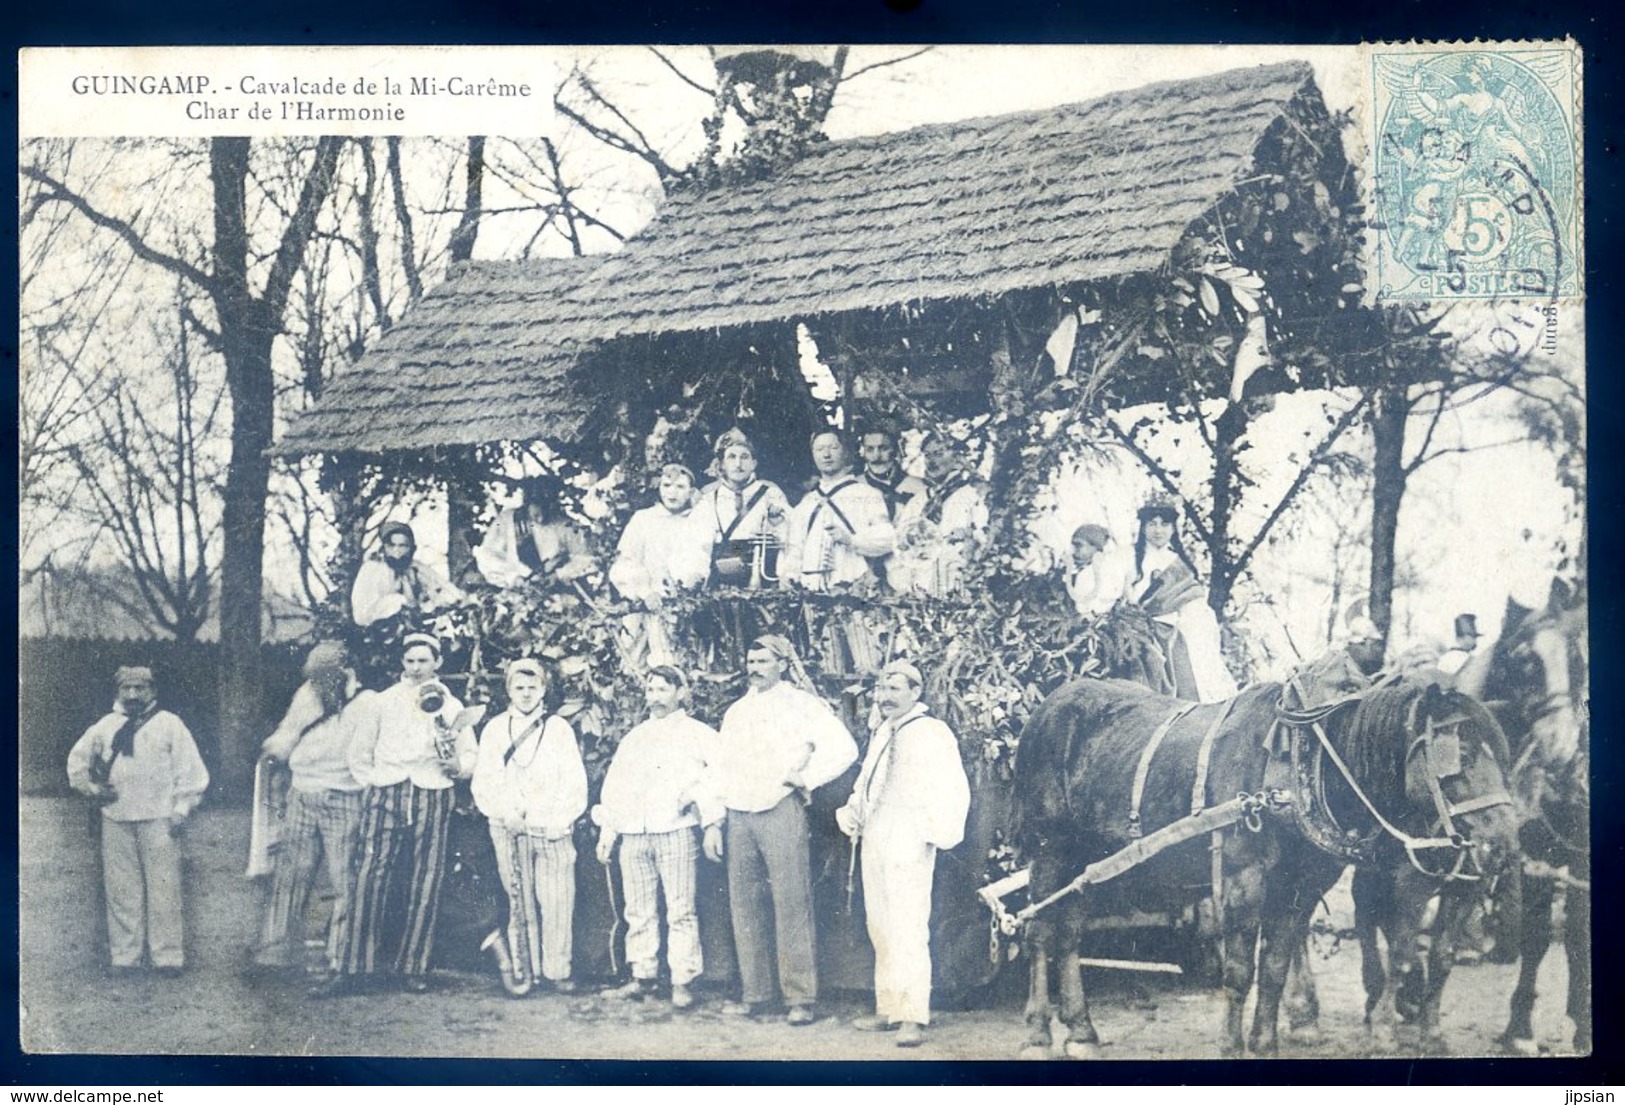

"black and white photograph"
[16,42,1588,1063]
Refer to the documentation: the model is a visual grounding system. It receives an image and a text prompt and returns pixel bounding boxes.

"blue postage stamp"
[1372,44,1582,301]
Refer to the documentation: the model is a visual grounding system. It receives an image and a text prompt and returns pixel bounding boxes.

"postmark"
[1371,45,1581,301]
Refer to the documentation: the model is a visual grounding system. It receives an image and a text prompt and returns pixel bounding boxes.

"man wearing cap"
[351,521,464,627]
[693,429,791,589]
[708,635,858,1024]
[317,633,473,996]
[593,664,723,1009]
[783,431,896,593]
[68,666,209,976]
[248,641,376,979]
[1436,614,1483,682]
[836,661,970,1048]
[472,657,586,995]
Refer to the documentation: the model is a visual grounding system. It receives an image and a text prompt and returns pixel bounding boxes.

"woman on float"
[1123,499,1237,703]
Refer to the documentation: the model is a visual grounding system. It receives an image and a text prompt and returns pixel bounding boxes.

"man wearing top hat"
[350,520,464,627]
[1436,613,1483,681]
[707,634,857,1025]
[67,666,209,976]
[315,633,473,996]
[836,660,970,1048]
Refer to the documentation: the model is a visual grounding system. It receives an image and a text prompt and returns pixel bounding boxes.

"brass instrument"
[747,533,781,589]
[417,680,458,768]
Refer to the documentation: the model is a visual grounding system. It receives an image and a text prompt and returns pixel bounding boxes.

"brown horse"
[1458,578,1590,1053]
[1012,676,1518,1058]
[1339,684,1519,1052]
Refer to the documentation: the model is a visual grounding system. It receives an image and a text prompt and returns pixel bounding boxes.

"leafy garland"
[330,566,1168,783]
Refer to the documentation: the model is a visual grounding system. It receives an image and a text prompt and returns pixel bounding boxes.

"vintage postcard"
[17,42,1587,1063]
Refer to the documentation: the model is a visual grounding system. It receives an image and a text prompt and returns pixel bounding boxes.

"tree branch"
[22,164,217,294]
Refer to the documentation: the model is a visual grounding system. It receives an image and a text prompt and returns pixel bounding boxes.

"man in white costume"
[610,463,714,605]
[472,480,595,590]
[836,661,970,1048]
[890,432,988,597]
[692,428,791,589]
[593,664,722,1009]
[350,521,463,627]
[708,635,857,1025]
[782,431,895,593]
[471,658,586,995]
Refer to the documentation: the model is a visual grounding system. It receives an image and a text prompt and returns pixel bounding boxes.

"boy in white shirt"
[472,657,587,995]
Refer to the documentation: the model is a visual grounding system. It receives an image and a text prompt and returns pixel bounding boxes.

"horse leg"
[1417,886,1462,1055]
[1219,919,1259,1057]
[1501,873,1555,1053]
[1353,867,1397,1051]
[1283,920,1323,1044]
[1056,898,1101,1059]
[1021,916,1057,1059]
[1252,859,1324,1057]
[1564,869,1591,1054]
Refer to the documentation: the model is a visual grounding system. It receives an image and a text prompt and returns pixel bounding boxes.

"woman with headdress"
[1123,498,1238,702]
[693,428,791,590]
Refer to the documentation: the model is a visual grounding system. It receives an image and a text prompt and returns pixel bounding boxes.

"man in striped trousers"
[472,658,587,994]
[593,665,722,1008]
[312,633,474,998]
[249,641,373,979]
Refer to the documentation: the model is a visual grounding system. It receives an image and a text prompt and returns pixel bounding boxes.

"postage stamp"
[1371,43,1583,301]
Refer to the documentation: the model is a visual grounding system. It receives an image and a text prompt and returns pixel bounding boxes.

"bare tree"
[24,135,345,794]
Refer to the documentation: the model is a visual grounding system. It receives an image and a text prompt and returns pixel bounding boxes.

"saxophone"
[480,830,536,997]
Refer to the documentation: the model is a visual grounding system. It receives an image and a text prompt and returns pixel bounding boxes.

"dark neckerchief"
[109,704,158,761]
[922,471,974,524]
[864,470,913,520]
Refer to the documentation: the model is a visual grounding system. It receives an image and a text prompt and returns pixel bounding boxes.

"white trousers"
[101,818,184,969]
[861,831,937,1025]
[618,827,702,985]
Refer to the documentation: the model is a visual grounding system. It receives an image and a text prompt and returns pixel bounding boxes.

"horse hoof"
[1020,1044,1053,1061]
[1063,1039,1102,1061]
[1286,1024,1325,1047]
[1504,1036,1538,1057]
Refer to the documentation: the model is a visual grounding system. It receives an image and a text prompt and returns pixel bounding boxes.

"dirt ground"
[18,796,1583,1062]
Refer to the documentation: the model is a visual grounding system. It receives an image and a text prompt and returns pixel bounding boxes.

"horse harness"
[1273,680,1513,882]
[980,681,1514,935]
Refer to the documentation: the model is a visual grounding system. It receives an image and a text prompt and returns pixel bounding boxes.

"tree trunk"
[1368,382,1408,640]
[210,138,270,799]
[449,136,485,264]
[1206,400,1249,617]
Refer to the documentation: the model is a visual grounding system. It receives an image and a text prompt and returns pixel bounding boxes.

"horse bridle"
[1277,690,1512,882]
[1400,699,1515,882]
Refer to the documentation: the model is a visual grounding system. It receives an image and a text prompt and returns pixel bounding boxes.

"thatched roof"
[281,60,1323,456]
[279,256,602,454]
